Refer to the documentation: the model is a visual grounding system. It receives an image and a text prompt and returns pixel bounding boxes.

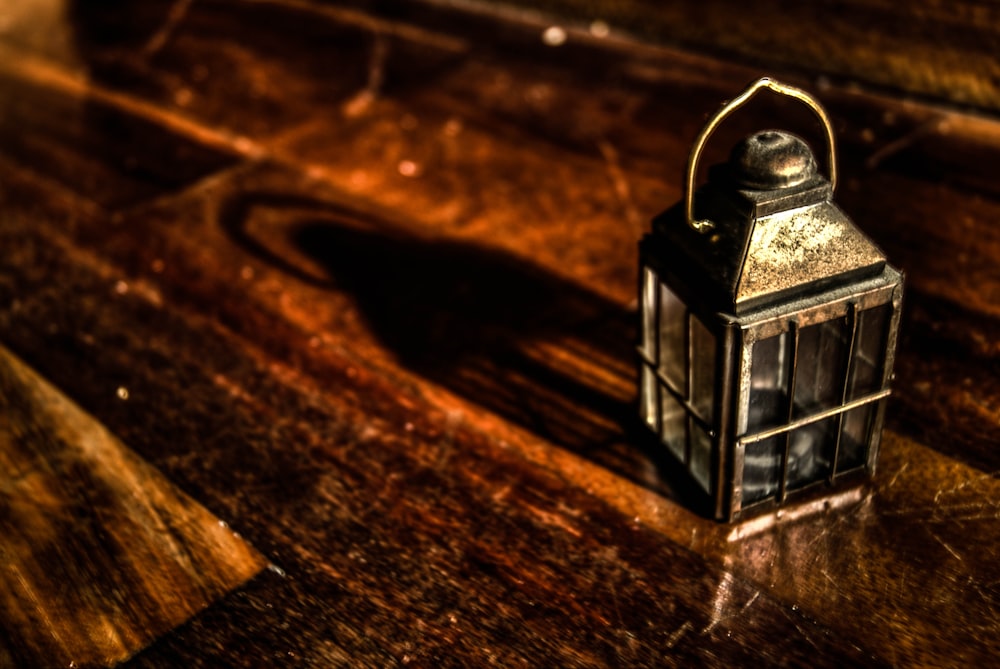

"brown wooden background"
[463,0,1000,113]
[0,0,998,666]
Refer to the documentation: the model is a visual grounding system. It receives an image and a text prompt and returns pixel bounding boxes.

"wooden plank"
[0,345,266,668]
[414,0,1000,112]
[0,68,239,210]
[0,219,887,668]
[1,148,996,665]
[0,1,998,666]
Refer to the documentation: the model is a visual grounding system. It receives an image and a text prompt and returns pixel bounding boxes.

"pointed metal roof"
[735,198,887,311]
[648,175,887,315]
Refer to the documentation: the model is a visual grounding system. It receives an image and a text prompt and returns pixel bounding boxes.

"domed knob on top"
[730,130,818,190]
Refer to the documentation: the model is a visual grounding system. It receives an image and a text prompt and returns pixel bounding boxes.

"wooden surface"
[0,0,998,666]
[0,345,266,667]
[453,0,1000,113]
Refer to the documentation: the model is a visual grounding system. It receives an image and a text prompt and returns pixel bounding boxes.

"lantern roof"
[650,159,887,315]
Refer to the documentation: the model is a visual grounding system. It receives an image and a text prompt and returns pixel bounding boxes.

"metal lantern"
[638,78,903,522]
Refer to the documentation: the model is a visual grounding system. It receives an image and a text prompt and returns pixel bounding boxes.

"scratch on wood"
[245,0,468,51]
[7,564,67,655]
[520,502,583,537]
[865,116,947,170]
[343,31,390,118]
[143,0,196,57]
[597,139,642,231]
[664,620,692,648]
[702,571,734,634]
[886,461,908,489]
[609,579,625,630]
[927,528,964,563]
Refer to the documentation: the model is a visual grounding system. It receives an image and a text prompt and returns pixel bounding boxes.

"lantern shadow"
[220,192,697,501]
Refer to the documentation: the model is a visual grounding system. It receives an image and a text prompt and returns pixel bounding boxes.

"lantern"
[638,78,903,521]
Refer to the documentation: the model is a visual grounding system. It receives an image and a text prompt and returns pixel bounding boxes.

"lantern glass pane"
[742,435,783,505]
[640,365,657,430]
[848,303,891,400]
[690,316,715,422]
[641,267,658,359]
[838,404,874,472]
[748,332,790,430]
[793,317,850,419]
[690,422,712,492]
[661,391,686,461]
[786,417,837,490]
[658,284,686,390]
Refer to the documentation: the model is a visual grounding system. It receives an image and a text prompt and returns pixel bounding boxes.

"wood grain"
[424,0,1000,112]
[0,346,266,667]
[0,1,997,666]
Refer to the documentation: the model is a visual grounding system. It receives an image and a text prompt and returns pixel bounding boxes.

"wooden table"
[1,1,998,666]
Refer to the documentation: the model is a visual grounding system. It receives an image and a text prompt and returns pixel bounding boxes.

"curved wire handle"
[685,77,838,232]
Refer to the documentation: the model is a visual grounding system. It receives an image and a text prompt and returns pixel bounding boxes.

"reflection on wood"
[0,345,265,668]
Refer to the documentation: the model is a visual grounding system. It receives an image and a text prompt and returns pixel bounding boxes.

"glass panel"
[690,422,712,493]
[660,391,686,461]
[658,284,686,390]
[640,365,657,430]
[748,332,789,430]
[641,267,658,359]
[793,317,850,418]
[742,435,783,505]
[848,304,891,400]
[786,417,837,490]
[690,316,716,422]
[838,404,874,472]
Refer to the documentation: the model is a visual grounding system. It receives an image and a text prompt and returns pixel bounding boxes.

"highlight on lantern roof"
[638,77,903,522]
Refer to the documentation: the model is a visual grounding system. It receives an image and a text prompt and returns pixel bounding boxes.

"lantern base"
[732,466,873,522]
[726,485,869,541]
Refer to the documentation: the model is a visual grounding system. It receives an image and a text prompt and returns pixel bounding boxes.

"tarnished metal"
[684,77,838,232]
[639,77,903,522]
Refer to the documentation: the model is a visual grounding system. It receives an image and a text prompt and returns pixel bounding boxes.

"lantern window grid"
[638,267,717,493]
[734,300,895,508]
[640,263,899,513]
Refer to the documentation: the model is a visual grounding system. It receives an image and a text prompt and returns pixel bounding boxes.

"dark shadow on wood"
[219,190,709,506]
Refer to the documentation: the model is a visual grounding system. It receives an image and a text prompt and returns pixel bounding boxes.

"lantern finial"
[730,130,817,190]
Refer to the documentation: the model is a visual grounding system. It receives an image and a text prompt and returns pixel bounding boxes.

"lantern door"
[732,285,901,516]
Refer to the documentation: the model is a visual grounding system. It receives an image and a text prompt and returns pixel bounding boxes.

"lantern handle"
[685,77,838,232]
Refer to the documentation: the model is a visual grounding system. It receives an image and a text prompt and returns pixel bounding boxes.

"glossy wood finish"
[0,346,265,668]
[452,0,1000,112]
[0,1,998,666]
